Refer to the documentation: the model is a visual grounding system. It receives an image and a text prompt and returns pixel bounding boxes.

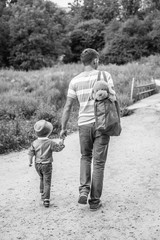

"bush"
[0,119,36,154]
[0,94,38,120]
[36,104,61,134]
[0,80,10,94]
[0,59,160,154]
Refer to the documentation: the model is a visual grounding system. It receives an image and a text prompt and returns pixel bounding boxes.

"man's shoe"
[78,193,88,204]
[90,201,102,211]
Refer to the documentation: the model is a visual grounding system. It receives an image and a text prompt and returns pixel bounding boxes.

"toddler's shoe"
[43,200,50,208]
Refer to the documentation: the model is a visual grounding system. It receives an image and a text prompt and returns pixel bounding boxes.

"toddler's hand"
[59,139,64,145]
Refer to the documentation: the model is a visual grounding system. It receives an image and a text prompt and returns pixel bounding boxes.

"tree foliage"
[0,2,11,67]
[93,0,120,24]
[102,12,160,64]
[119,0,141,19]
[68,19,105,62]
[8,0,69,70]
[0,0,160,69]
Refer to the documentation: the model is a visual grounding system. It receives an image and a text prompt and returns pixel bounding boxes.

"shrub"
[0,59,160,153]
[0,94,39,120]
[0,118,36,154]
[35,104,61,134]
[0,80,10,94]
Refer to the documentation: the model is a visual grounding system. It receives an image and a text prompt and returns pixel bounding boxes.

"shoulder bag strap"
[89,71,101,100]
[102,71,108,83]
[97,71,101,81]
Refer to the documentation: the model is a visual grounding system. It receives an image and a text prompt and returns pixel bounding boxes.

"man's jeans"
[35,163,52,200]
[79,123,110,205]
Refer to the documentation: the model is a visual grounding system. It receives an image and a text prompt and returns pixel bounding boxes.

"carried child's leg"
[42,163,52,207]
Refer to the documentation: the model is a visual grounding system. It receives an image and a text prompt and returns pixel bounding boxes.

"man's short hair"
[81,48,99,65]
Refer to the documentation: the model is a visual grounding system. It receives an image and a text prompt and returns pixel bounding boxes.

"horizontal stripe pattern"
[67,70,114,125]
[78,118,95,126]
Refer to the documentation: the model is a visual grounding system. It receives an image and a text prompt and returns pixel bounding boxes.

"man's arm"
[60,97,75,139]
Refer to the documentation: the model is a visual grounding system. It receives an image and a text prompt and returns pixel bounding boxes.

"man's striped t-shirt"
[67,69,114,126]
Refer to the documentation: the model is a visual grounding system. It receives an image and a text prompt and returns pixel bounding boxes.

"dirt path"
[1,94,160,240]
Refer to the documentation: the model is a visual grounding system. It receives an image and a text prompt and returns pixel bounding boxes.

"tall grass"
[0,57,159,153]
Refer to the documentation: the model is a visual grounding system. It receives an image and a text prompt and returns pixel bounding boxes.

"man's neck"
[84,65,95,72]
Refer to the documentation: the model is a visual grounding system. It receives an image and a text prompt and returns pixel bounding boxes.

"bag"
[94,71,122,136]
[94,98,122,136]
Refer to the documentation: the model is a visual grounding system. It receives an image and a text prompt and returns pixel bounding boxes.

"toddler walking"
[28,119,65,207]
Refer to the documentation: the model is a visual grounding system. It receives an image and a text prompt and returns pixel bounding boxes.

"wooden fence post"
[130,77,135,101]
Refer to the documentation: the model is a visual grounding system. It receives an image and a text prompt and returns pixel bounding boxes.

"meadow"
[0,55,160,154]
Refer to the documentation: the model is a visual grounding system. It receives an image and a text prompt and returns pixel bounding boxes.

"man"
[60,48,115,211]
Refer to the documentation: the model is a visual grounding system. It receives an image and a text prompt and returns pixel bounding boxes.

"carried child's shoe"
[43,200,50,208]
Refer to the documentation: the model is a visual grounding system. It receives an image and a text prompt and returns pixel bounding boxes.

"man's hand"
[60,129,67,139]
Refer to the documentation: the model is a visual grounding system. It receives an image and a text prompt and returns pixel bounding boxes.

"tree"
[119,0,141,19]
[0,0,6,16]
[8,0,69,70]
[0,2,11,67]
[104,19,122,48]
[148,11,160,53]
[143,0,160,11]
[69,19,105,62]
[0,18,10,67]
[76,19,105,50]
[69,0,120,25]
[102,16,154,64]
[102,34,152,65]
[94,0,120,24]
[81,0,94,20]
[69,29,86,62]
[68,0,83,20]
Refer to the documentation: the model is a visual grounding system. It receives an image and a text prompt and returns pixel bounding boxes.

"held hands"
[29,163,32,167]
[59,139,64,145]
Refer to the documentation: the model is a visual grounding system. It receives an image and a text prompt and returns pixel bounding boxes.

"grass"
[0,56,159,153]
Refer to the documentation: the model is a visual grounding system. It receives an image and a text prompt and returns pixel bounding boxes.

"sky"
[51,0,73,8]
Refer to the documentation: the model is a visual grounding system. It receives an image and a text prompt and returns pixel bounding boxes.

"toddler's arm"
[51,139,65,152]
[28,143,35,167]
[29,155,33,167]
